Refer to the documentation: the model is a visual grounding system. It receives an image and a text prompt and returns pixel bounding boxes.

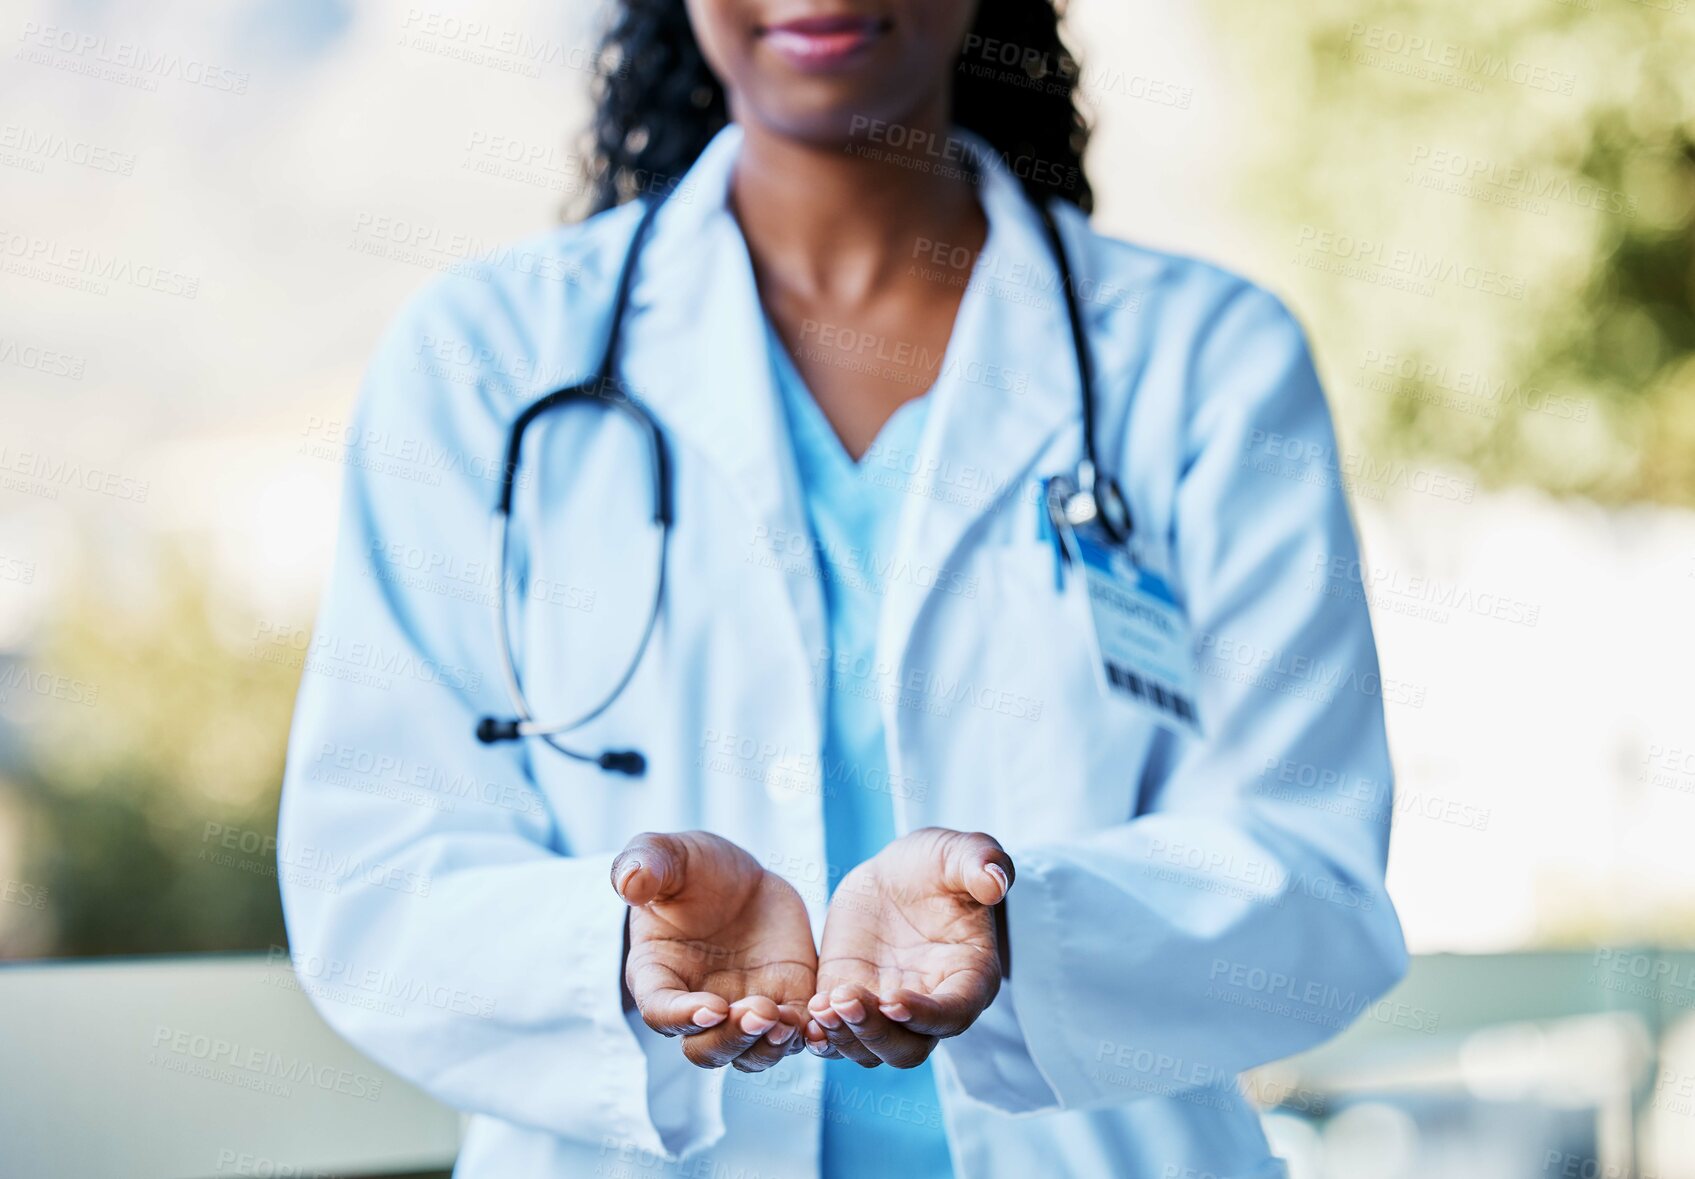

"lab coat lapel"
[622,126,830,723]
[875,149,1081,782]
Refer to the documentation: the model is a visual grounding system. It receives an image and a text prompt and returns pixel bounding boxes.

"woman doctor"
[278,1,1407,1176]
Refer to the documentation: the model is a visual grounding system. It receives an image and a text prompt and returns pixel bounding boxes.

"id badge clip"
[1040,475,1203,737]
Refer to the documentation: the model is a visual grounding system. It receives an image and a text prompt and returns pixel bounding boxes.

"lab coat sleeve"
[276,283,726,1159]
[945,283,1409,1113]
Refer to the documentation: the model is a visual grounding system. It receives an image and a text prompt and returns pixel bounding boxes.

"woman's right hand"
[612,831,816,1072]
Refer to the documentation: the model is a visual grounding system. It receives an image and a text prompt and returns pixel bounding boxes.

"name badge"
[1040,476,1203,737]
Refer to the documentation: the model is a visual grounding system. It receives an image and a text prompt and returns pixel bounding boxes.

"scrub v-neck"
[766,322,954,1179]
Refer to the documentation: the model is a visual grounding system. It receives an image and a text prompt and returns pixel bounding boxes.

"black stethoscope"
[475,183,1130,777]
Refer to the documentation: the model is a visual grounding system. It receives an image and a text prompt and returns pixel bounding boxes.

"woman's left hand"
[806,827,1014,1068]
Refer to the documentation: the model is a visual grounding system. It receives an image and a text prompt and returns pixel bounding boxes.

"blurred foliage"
[1209,0,1695,505]
[4,546,299,956]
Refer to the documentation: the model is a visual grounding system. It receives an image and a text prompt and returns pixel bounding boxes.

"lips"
[757,13,888,71]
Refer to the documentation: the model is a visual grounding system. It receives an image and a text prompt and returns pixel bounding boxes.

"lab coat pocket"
[977,540,1149,841]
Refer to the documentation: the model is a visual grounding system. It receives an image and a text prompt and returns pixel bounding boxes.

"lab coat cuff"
[576,852,728,1161]
[941,850,1079,1114]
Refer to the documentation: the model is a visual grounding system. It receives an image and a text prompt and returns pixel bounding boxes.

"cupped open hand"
[804,827,1013,1069]
[612,827,1012,1073]
[612,830,817,1072]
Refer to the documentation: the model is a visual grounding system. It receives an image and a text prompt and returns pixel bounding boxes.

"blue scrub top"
[766,323,954,1178]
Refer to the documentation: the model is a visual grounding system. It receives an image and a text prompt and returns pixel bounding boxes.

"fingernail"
[832,997,866,1024]
[765,1022,795,1046]
[616,860,642,893]
[741,1012,777,1036]
[813,1004,842,1030]
[806,1039,829,1056]
[984,863,1009,897]
[879,1002,911,1022]
[693,1006,725,1028]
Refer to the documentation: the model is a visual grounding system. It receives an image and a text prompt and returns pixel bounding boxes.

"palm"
[625,836,815,1014]
[816,837,1000,1006]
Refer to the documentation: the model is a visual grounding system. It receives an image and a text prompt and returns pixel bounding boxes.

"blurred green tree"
[9,547,299,956]
[1209,0,1695,504]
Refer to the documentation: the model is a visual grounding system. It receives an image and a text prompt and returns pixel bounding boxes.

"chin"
[739,84,940,152]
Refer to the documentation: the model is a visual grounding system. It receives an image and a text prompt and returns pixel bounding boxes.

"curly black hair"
[578,0,1092,217]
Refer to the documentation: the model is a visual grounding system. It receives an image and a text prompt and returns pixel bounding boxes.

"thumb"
[939,830,1014,907]
[611,832,687,907]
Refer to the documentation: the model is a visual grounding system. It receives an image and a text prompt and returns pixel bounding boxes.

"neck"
[728,115,985,304]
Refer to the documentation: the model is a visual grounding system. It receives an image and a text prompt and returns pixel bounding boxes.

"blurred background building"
[1,0,1692,1175]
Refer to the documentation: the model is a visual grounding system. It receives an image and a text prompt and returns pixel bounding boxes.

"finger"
[810,992,881,1067]
[778,999,812,1056]
[681,996,782,1069]
[611,833,687,906]
[729,999,808,1072]
[942,831,1015,906]
[804,1018,841,1058]
[730,1014,800,1073]
[828,984,935,1069]
[632,986,731,1038]
[882,976,997,1039]
[822,1021,881,1067]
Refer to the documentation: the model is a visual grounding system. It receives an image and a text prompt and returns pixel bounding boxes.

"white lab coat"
[279,124,1406,1179]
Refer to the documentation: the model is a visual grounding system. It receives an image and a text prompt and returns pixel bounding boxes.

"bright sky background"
[3,0,1692,955]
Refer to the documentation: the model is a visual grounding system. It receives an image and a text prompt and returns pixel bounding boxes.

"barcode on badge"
[1105,661,1197,724]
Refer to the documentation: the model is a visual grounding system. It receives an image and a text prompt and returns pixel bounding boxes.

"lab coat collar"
[626,122,1080,522]
[621,123,1085,762]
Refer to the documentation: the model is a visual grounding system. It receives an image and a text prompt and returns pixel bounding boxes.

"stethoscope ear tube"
[1036,200,1133,546]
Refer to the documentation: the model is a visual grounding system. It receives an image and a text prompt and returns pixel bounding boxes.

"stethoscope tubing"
[479,174,1129,770]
